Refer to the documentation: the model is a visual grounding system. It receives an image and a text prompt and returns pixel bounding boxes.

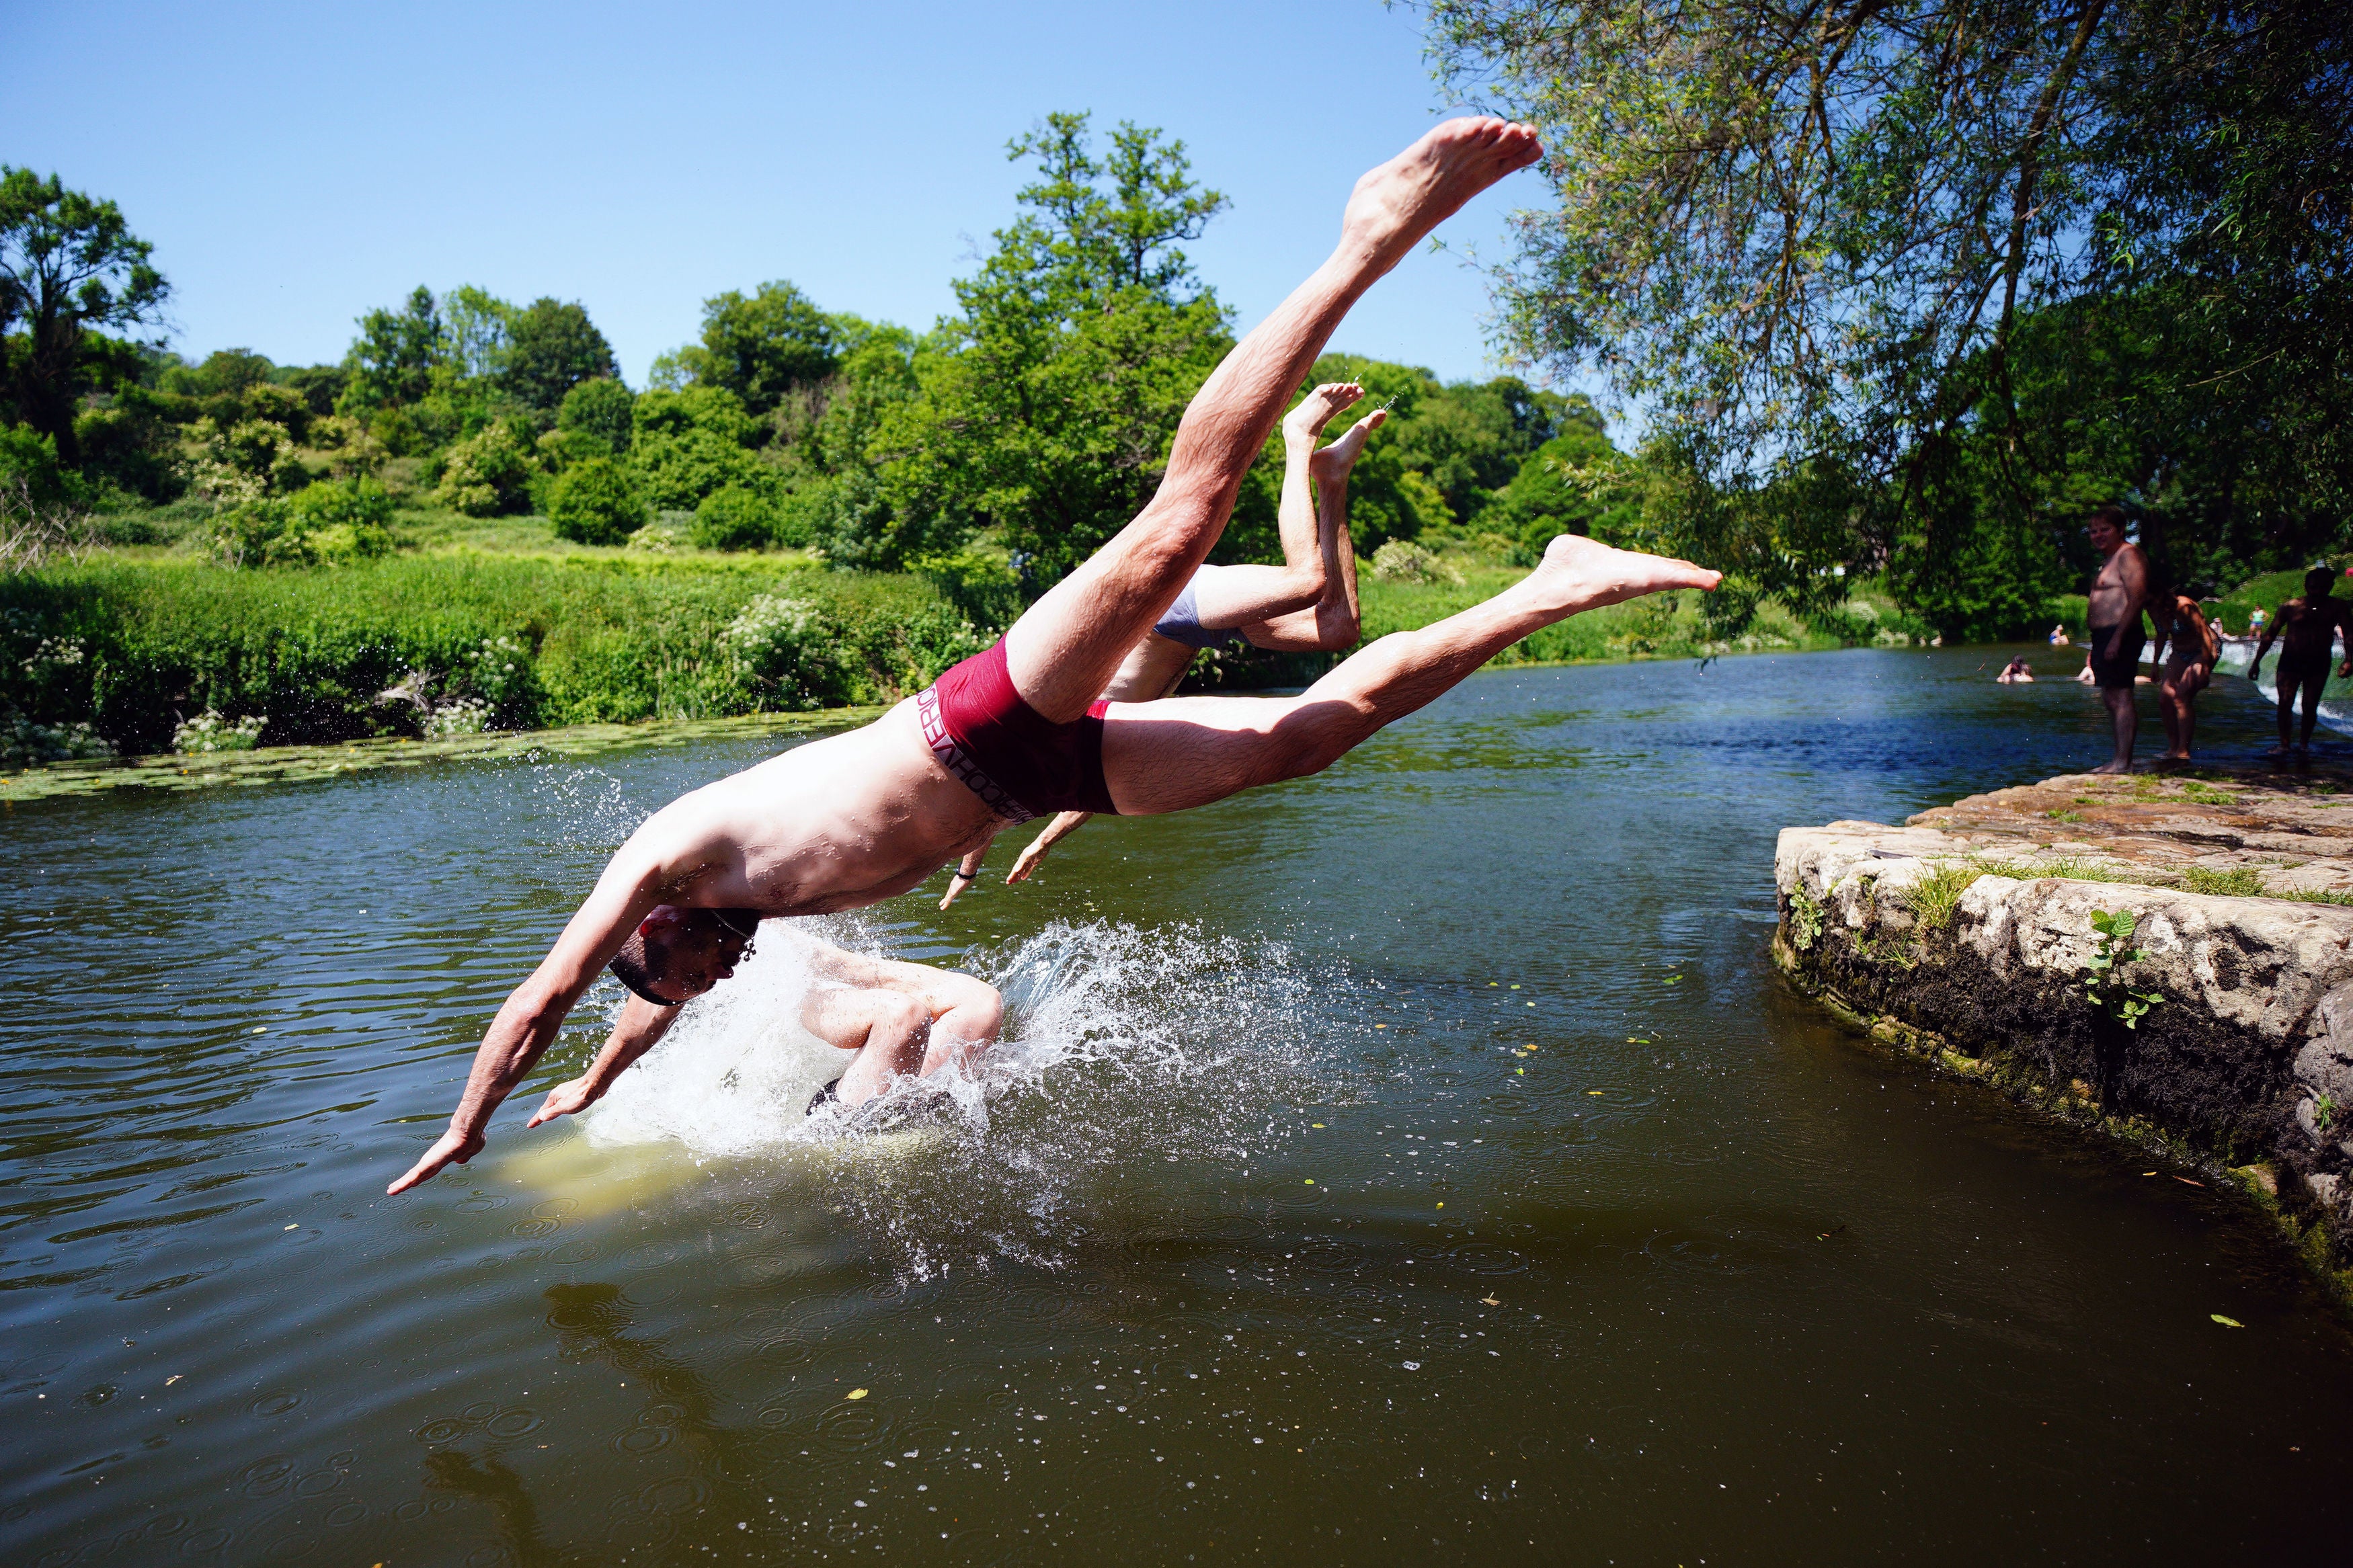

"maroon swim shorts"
[915,638,1117,823]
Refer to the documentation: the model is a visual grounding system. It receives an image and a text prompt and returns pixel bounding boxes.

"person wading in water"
[389,117,1721,1196]
[2251,566,2353,761]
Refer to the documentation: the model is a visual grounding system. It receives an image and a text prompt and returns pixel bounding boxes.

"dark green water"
[5,644,2348,1565]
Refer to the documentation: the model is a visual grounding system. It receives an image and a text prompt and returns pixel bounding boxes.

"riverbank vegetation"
[1,113,1942,770]
[1427,1,2351,639]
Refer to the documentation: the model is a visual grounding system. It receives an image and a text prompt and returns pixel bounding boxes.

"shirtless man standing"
[941,379,1383,907]
[389,117,1720,1196]
[2251,566,2353,760]
[2083,505,2151,774]
[525,927,1003,1122]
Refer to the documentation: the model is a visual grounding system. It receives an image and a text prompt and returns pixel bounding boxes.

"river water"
[5,643,2348,1565]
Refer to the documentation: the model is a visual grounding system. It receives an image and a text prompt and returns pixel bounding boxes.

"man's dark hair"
[609,927,675,1006]
[607,906,763,1006]
[2307,565,2336,596]
[2087,503,2129,533]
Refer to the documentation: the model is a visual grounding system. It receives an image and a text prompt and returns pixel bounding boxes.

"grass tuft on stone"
[1901,862,1989,933]
[2179,866,2270,897]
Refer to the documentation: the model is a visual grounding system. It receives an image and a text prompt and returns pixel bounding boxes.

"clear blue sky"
[1,0,1558,389]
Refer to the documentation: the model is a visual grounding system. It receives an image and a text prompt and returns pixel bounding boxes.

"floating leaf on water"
[846,1388,870,1399]
[1303,1179,1314,1185]
[2176,1177,2205,1188]
[1480,1296,1500,1307]
[1587,1090,1605,1096]
[2210,1314,2243,1328]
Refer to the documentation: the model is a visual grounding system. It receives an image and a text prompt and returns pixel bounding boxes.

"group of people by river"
[2007,507,2352,773]
[386,118,1724,1190]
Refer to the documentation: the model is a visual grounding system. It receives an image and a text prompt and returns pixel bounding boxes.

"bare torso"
[2086,544,2145,628]
[2266,597,2348,669]
[635,701,1002,917]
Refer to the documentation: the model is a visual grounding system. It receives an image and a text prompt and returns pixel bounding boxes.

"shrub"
[0,715,114,768]
[1371,538,1462,585]
[691,485,781,551]
[549,458,646,544]
[559,377,635,454]
[424,698,491,737]
[724,593,834,708]
[288,477,396,561]
[208,500,319,569]
[173,710,267,753]
[434,421,537,516]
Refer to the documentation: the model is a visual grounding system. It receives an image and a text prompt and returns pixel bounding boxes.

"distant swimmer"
[2150,586,2220,761]
[2251,565,2353,761]
[2048,624,2069,647]
[1996,657,2034,684]
[524,927,1002,1122]
[941,379,1382,907]
[389,117,1720,1195]
[2083,505,2152,774]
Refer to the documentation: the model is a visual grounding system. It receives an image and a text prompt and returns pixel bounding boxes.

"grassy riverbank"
[1,507,1923,774]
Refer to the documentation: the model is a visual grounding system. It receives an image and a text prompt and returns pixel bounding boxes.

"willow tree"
[1421,1,2353,632]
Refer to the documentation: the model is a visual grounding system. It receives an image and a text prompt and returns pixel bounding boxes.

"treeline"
[0,116,1669,764]
[2,116,1632,583]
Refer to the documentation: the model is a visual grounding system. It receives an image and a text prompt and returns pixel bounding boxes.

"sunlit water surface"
[5,645,2349,1565]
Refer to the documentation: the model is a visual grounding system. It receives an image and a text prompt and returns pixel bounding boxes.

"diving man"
[390,116,1720,1195]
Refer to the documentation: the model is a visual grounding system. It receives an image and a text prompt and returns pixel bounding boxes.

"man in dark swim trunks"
[2083,505,2151,774]
[940,378,1383,907]
[2252,565,2353,761]
[389,116,1720,1195]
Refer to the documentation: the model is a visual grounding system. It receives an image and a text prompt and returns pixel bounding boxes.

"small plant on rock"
[2083,908,2161,1030]
[2315,1092,2338,1131]
[1786,887,1824,950]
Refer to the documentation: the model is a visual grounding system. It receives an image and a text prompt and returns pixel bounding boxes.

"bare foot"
[1524,534,1720,614]
[1310,409,1388,483]
[1341,117,1543,269]
[2089,759,2132,774]
[1284,382,1363,443]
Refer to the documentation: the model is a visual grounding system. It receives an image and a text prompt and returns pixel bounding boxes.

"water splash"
[577,915,1355,1276]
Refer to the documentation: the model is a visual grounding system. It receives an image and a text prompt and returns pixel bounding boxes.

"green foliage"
[628,386,770,510]
[1901,864,1990,934]
[875,112,1235,579]
[1426,1,2353,635]
[0,166,170,466]
[1370,539,1461,586]
[173,709,266,753]
[434,420,536,516]
[286,477,396,560]
[691,485,782,552]
[0,713,112,767]
[0,554,981,753]
[654,281,836,416]
[338,286,444,414]
[2179,866,2268,899]
[502,297,617,413]
[558,376,634,454]
[2083,908,2161,1030]
[0,422,72,511]
[1786,886,1825,950]
[548,456,646,545]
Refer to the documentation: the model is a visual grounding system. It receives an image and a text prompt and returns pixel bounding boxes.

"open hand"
[1006,837,1055,884]
[527,1076,602,1128]
[387,1125,485,1195]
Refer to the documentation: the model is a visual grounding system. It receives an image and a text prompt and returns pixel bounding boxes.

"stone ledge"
[1775,770,2353,1310]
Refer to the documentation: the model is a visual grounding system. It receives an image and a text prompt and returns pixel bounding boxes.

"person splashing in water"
[389,116,1721,1195]
[941,378,1383,907]
[524,928,1003,1122]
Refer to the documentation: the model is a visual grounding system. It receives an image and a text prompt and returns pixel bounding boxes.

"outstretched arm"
[1006,811,1093,883]
[526,994,682,1128]
[939,845,991,910]
[387,853,669,1194]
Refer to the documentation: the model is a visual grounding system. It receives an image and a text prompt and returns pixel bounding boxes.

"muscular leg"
[2300,665,2329,748]
[1001,118,1542,721]
[1240,407,1375,652]
[1099,536,1720,813]
[1186,383,1382,631]
[801,986,932,1106]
